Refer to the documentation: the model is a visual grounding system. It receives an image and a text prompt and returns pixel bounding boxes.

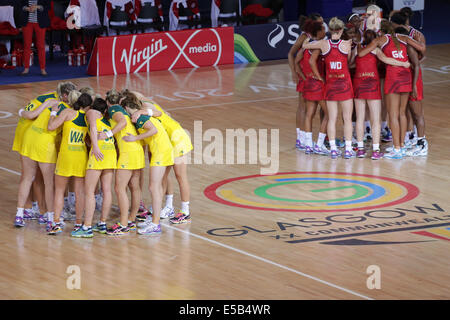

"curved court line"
[274,178,385,206]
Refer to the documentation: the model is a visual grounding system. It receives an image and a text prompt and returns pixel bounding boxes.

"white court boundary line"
[1,165,372,300]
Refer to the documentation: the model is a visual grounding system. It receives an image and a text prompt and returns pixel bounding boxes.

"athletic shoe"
[296,139,306,150]
[371,150,383,160]
[136,208,152,222]
[404,140,414,150]
[38,214,47,224]
[169,212,191,225]
[344,149,356,159]
[32,209,40,220]
[336,138,345,148]
[73,224,82,232]
[48,223,63,235]
[381,128,392,142]
[324,137,330,149]
[106,223,129,236]
[330,150,340,159]
[406,139,428,157]
[14,216,25,227]
[62,209,76,221]
[46,221,53,232]
[128,221,136,231]
[305,145,314,154]
[137,222,161,235]
[384,148,403,159]
[356,148,366,158]
[23,209,34,220]
[313,144,330,156]
[92,222,107,234]
[71,227,93,238]
[160,206,175,219]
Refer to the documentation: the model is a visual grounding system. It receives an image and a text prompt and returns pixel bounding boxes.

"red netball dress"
[409,67,423,101]
[323,39,354,101]
[381,34,412,94]
[300,42,325,101]
[407,27,424,101]
[353,46,381,99]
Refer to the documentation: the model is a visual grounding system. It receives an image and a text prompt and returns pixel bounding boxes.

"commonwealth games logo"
[205,172,420,213]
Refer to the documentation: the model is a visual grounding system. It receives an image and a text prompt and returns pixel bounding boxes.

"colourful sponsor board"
[87,27,234,76]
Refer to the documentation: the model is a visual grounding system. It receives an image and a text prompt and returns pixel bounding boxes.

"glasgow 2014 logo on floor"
[204,172,450,245]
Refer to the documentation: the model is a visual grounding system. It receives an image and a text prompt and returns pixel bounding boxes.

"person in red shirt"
[358,20,425,159]
[294,19,329,155]
[303,17,354,159]
[352,29,410,160]
[288,13,324,150]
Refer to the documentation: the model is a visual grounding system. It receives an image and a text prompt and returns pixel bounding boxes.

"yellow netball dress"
[135,115,174,167]
[20,101,69,163]
[55,110,89,177]
[108,105,145,170]
[12,91,57,153]
[147,101,193,158]
[87,116,117,170]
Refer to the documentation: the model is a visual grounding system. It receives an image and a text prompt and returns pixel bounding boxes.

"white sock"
[16,208,24,218]
[357,141,364,149]
[405,131,411,143]
[82,225,91,230]
[32,201,39,213]
[165,194,174,208]
[373,143,379,151]
[317,132,326,148]
[329,140,337,151]
[345,140,352,151]
[414,125,418,137]
[305,132,313,148]
[181,201,190,215]
[382,121,388,131]
[69,192,75,206]
[300,130,306,144]
[296,128,301,140]
[47,212,54,223]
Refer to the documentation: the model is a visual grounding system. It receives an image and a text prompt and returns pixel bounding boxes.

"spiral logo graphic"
[204,172,420,212]
[267,24,285,48]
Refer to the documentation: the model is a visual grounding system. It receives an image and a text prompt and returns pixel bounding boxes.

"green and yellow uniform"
[20,101,69,163]
[136,115,174,167]
[12,91,57,153]
[147,101,193,158]
[108,105,145,170]
[87,116,117,170]
[55,110,88,177]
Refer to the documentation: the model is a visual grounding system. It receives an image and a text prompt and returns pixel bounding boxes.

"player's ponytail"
[380,20,401,50]
[105,89,122,105]
[72,93,93,111]
[91,98,108,115]
[68,90,81,109]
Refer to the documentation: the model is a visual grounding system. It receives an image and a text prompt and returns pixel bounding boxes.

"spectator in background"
[18,0,50,76]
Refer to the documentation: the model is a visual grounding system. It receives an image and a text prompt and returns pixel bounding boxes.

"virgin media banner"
[87,27,234,76]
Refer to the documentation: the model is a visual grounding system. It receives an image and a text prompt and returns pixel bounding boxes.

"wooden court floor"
[0,44,449,300]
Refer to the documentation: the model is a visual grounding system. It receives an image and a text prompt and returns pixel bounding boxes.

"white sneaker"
[137,218,152,228]
[62,208,76,221]
[406,139,428,157]
[160,206,175,219]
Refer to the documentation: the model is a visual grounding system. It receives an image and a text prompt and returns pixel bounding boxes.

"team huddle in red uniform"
[289,6,427,160]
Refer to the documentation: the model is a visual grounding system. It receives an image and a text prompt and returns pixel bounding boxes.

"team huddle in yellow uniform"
[12,82,193,237]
